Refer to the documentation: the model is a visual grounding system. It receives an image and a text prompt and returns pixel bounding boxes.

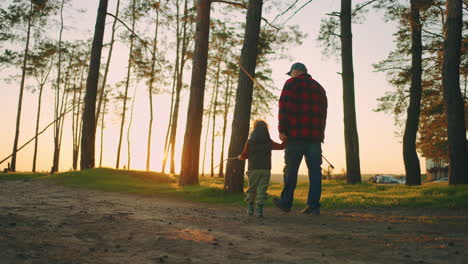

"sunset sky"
[0,0,426,175]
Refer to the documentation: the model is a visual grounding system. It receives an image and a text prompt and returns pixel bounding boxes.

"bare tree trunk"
[127,83,138,170]
[161,0,181,174]
[443,0,467,184]
[53,56,72,173]
[340,0,361,184]
[80,0,109,170]
[146,4,160,171]
[404,0,422,185]
[95,0,121,128]
[72,78,78,170]
[11,1,32,172]
[32,82,45,173]
[211,57,222,177]
[52,0,65,173]
[168,0,190,175]
[99,91,108,167]
[225,0,263,192]
[116,0,136,169]
[218,72,232,178]
[73,53,88,170]
[179,0,211,185]
[201,90,215,177]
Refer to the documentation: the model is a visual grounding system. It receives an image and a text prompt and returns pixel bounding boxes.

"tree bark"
[211,57,222,177]
[168,0,190,174]
[32,83,44,173]
[218,71,233,178]
[201,86,215,177]
[99,91,108,167]
[161,0,181,174]
[127,84,138,169]
[95,0,120,129]
[11,1,32,172]
[52,0,65,173]
[146,4,160,171]
[340,0,361,184]
[80,0,109,170]
[403,0,422,185]
[115,0,136,169]
[225,0,263,192]
[179,0,211,185]
[442,0,467,184]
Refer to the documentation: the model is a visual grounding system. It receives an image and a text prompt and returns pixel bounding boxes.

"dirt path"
[0,180,467,264]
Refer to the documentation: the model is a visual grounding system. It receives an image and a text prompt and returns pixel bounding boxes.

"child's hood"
[249,126,270,143]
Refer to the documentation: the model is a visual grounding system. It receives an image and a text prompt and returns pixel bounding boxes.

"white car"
[373,175,406,184]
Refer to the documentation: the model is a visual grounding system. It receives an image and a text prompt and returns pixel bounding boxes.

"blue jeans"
[279,140,322,210]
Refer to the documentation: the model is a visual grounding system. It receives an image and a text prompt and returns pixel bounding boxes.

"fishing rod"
[322,154,334,169]
[213,155,334,170]
[212,157,239,170]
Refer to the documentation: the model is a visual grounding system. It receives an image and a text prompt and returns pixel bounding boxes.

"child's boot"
[256,204,264,218]
[247,203,254,216]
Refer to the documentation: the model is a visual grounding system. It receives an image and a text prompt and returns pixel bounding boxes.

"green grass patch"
[0,172,48,181]
[3,168,468,209]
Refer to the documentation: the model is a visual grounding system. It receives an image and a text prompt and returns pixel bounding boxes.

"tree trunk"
[73,54,88,170]
[53,57,71,173]
[403,0,422,186]
[32,82,45,173]
[218,72,233,178]
[146,5,160,171]
[340,0,361,184]
[11,1,32,172]
[211,58,222,177]
[80,0,109,170]
[201,88,215,177]
[168,0,190,175]
[442,0,467,184]
[179,0,211,185]
[161,0,181,174]
[127,84,138,169]
[116,0,136,169]
[225,0,263,192]
[52,0,65,173]
[99,92,108,167]
[95,0,120,129]
[72,79,78,170]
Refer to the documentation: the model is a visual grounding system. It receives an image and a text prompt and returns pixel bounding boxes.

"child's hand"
[279,132,287,142]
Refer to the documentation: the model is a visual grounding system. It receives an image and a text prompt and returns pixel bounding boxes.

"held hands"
[279,132,287,142]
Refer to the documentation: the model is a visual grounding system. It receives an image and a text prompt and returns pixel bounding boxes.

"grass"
[1,168,467,209]
[0,172,48,181]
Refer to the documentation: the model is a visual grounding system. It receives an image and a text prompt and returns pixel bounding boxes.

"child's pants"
[245,169,271,205]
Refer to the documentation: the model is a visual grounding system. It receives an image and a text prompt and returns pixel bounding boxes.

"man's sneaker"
[272,197,290,213]
[247,203,254,216]
[301,207,320,215]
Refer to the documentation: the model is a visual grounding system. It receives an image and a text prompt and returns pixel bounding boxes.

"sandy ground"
[0,180,467,264]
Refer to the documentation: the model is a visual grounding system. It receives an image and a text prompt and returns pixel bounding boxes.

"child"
[238,120,286,217]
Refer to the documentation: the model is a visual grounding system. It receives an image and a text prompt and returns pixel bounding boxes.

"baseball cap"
[286,62,308,76]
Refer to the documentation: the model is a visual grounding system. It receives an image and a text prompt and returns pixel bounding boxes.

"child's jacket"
[240,126,285,170]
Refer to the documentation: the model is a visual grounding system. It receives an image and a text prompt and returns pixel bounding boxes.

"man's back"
[278,73,328,142]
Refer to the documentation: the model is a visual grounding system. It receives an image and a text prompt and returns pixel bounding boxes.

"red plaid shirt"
[278,73,327,142]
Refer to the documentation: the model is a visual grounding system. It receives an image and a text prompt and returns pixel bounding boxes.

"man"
[273,62,328,215]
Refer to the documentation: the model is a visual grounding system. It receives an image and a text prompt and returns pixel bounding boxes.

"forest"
[1,1,467,263]
[0,0,466,188]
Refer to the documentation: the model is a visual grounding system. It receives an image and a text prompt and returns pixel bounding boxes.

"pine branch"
[106,12,153,54]
[211,0,280,30]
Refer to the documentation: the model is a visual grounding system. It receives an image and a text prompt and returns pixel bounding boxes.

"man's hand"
[238,155,246,161]
[279,133,287,142]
